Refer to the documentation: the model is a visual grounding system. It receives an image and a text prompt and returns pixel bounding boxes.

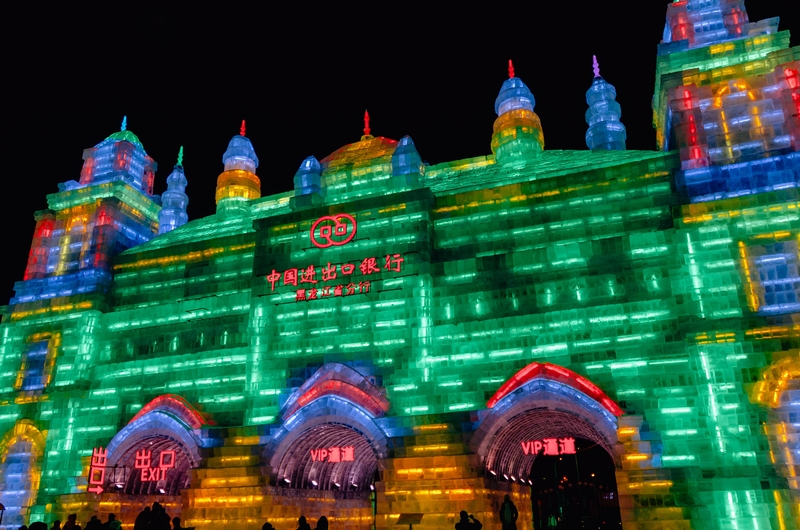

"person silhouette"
[455,511,482,530]
[297,516,311,530]
[84,516,102,530]
[499,495,518,530]
[63,514,81,530]
[134,507,151,530]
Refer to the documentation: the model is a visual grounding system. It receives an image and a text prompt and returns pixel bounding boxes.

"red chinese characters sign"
[87,447,179,495]
[267,254,406,302]
[88,447,108,494]
[310,446,356,463]
[520,437,576,456]
[266,214,406,302]
[135,449,177,481]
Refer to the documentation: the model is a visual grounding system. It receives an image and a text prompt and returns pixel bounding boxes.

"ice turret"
[78,116,157,195]
[585,56,626,151]
[158,146,189,234]
[294,156,322,197]
[661,0,760,51]
[215,120,261,215]
[392,136,424,176]
[491,60,544,165]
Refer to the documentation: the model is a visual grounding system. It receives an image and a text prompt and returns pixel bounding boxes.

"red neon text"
[266,254,405,301]
[310,214,357,248]
[134,449,177,482]
[88,447,108,495]
[310,446,356,463]
[521,437,576,456]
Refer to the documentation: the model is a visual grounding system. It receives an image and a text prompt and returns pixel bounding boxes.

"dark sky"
[4,3,797,304]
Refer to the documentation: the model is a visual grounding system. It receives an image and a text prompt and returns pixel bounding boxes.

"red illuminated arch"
[129,394,213,429]
[281,363,390,420]
[486,362,623,417]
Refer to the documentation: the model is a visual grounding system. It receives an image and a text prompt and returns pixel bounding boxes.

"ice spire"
[121,116,128,131]
[491,61,544,165]
[361,110,374,141]
[216,121,261,215]
[585,56,626,151]
[158,146,189,234]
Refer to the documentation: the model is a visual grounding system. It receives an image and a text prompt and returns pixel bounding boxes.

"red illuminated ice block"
[487,362,623,417]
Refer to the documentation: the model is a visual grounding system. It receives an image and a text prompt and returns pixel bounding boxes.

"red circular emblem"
[310,214,357,248]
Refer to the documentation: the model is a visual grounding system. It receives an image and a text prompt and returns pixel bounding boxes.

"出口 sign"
[88,447,108,494]
[87,447,180,495]
[135,449,177,481]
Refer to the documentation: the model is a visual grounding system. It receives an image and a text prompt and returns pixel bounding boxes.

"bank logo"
[310,213,357,249]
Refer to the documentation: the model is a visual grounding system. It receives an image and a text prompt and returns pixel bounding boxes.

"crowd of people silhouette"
[16,496,518,530]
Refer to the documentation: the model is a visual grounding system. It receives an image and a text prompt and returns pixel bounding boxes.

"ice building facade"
[0,3,798,530]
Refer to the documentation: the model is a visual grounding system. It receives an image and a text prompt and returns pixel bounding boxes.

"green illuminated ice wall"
[0,3,798,530]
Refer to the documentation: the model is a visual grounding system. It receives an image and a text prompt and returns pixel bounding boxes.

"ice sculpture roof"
[320,136,399,175]
[124,149,673,255]
[99,129,144,149]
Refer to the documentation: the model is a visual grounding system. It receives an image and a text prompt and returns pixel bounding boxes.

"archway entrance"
[265,413,385,530]
[262,363,391,530]
[56,398,205,526]
[108,434,194,496]
[0,437,40,529]
[483,410,621,530]
[274,423,378,492]
[472,363,624,530]
[0,420,45,530]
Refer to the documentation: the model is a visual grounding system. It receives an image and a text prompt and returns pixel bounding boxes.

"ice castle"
[0,2,798,529]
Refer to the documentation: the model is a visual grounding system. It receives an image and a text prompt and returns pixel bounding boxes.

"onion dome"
[158,146,189,234]
[491,60,544,165]
[297,111,424,204]
[585,56,627,151]
[215,120,261,215]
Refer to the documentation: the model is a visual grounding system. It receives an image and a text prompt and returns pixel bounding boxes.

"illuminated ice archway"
[265,363,390,492]
[0,419,46,529]
[471,362,622,482]
[104,396,204,496]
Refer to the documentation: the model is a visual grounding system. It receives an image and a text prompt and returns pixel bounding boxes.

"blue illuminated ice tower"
[158,146,189,235]
[585,56,627,151]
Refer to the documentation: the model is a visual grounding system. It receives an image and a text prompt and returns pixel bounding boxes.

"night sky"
[4,3,797,303]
